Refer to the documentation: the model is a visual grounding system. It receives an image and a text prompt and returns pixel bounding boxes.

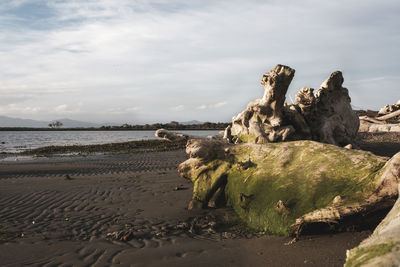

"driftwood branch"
[376,109,400,121]
[359,116,385,124]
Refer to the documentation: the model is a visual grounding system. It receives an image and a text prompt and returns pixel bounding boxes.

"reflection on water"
[0,130,221,153]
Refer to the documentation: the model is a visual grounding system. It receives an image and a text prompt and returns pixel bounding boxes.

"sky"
[0,0,399,124]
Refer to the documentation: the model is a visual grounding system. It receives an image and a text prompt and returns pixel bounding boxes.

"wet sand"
[0,149,376,267]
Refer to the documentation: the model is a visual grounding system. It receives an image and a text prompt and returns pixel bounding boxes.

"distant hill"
[180,120,203,125]
[0,116,103,128]
[0,116,48,127]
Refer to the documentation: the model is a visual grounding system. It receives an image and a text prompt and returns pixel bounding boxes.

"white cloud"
[0,0,399,122]
[53,104,68,112]
[52,104,81,114]
[171,105,185,111]
[106,106,142,115]
[125,107,141,112]
[0,104,41,115]
[214,101,227,108]
[197,101,227,110]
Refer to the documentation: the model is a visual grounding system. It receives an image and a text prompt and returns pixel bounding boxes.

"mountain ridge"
[0,116,206,128]
[0,116,102,128]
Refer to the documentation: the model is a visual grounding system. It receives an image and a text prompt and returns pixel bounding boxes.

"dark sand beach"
[0,133,399,266]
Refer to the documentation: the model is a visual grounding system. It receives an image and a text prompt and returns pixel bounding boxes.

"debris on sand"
[359,101,400,133]
[105,214,248,242]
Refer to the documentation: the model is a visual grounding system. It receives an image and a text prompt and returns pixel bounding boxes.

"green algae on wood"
[225,141,385,235]
[345,242,397,267]
[178,139,399,236]
[345,182,400,266]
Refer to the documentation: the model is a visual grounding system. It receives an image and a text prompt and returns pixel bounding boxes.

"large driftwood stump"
[156,64,397,237]
[177,138,399,236]
[302,71,360,145]
[231,64,296,143]
[229,65,359,146]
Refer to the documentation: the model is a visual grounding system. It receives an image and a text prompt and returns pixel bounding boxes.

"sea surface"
[0,130,221,153]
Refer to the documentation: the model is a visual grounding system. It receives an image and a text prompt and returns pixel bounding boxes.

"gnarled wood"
[231,64,296,143]
[174,134,399,235]
[155,129,190,142]
[376,109,400,121]
[229,65,359,146]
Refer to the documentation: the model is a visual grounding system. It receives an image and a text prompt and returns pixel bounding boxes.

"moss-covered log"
[178,139,400,236]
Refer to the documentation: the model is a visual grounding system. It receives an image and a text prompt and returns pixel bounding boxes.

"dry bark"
[291,153,400,237]
[155,129,190,142]
[176,136,399,236]
[358,103,400,133]
[229,65,359,146]
[359,121,400,133]
[376,109,400,121]
[304,71,360,145]
[231,64,296,143]
[155,65,399,236]
[378,102,400,116]
[345,186,400,266]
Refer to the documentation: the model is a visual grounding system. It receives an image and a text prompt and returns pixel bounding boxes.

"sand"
[0,149,378,267]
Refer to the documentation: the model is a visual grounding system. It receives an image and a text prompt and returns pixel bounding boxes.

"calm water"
[0,130,221,153]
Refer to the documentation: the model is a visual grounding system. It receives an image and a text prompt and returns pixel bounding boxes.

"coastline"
[0,133,398,266]
[0,150,370,266]
[2,131,398,158]
[18,139,187,156]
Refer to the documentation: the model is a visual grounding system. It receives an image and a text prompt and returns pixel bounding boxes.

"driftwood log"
[156,65,399,237]
[345,185,400,267]
[378,101,400,116]
[376,109,400,122]
[155,129,190,142]
[359,121,400,133]
[177,137,399,236]
[229,65,359,146]
[359,102,400,133]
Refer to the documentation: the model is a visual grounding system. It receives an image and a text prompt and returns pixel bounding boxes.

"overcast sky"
[0,0,399,124]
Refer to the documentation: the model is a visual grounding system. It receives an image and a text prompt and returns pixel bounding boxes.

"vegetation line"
[0,121,230,131]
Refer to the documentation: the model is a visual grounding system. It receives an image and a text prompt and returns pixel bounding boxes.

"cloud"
[125,107,141,112]
[214,101,227,108]
[0,0,399,123]
[106,106,142,115]
[0,95,31,105]
[171,105,185,111]
[0,104,41,115]
[197,101,227,110]
[53,104,68,112]
[52,104,81,114]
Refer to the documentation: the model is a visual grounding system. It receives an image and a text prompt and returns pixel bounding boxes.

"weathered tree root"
[156,65,399,237]
[155,128,190,142]
[229,64,359,146]
[291,152,400,236]
[174,135,399,236]
[345,186,400,266]
[359,120,400,133]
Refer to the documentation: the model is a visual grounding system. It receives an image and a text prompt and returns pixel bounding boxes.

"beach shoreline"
[0,133,399,266]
